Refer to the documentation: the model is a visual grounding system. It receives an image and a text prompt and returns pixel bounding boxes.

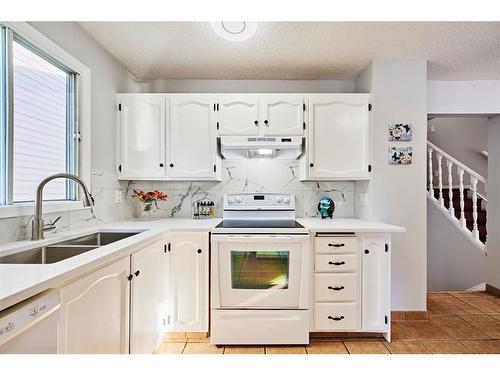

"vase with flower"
[132,189,168,219]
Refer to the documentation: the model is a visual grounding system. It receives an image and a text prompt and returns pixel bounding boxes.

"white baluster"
[471,176,480,241]
[446,160,454,217]
[437,154,444,207]
[428,147,433,195]
[458,167,466,228]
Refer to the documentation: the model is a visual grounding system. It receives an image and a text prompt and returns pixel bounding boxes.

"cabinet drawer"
[314,274,357,302]
[314,237,357,254]
[315,254,358,273]
[314,303,359,331]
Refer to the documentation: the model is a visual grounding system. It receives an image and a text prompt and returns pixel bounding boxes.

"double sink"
[0,231,141,265]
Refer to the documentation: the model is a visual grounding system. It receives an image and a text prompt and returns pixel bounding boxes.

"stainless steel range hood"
[219,136,304,160]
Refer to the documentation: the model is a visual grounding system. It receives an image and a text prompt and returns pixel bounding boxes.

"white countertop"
[0,217,403,311]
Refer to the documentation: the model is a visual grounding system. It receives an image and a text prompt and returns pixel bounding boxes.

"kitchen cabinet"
[58,257,130,354]
[301,94,371,180]
[362,237,390,333]
[130,239,168,354]
[117,95,166,179]
[218,95,260,135]
[168,232,209,332]
[168,95,221,180]
[259,95,304,136]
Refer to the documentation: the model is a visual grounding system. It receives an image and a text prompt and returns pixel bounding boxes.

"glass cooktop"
[215,220,304,229]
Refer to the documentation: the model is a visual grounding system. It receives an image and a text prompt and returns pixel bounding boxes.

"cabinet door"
[306,94,370,180]
[362,238,390,332]
[168,96,219,179]
[118,95,166,179]
[130,239,168,354]
[218,95,260,135]
[58,257,130,354]
[169,232,209,332]
[260,95,304,135]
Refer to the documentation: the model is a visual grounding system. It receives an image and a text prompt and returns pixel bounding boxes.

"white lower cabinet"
[130,239,168,354]
[312,233,390,339]
[168,232,209,332]
[362,237,390,332]
[58,257,131,354]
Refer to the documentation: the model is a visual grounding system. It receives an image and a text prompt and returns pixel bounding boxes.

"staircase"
[427,141,487,252]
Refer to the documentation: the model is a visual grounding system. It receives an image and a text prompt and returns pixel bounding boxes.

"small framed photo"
[388,146,413,165]
[389,123,412,141]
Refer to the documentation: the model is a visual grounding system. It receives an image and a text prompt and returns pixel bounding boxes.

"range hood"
[219,136,304,160]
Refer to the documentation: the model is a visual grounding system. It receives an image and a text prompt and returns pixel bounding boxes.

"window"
[0,25,79,205]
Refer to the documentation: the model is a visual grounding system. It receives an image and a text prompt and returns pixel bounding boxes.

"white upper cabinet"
[168,232,209,332]
[260,95,304,136]
[301,94,371,180]
[117,95,166,179]
[168,95,220,180]
[218,95,260,135]
[362,238,390,332]
[130,239,168,354]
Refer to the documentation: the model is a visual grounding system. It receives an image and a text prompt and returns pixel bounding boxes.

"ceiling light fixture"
[210,22,257,42]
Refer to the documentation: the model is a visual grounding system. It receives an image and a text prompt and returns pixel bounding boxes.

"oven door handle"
[223,235,306,242]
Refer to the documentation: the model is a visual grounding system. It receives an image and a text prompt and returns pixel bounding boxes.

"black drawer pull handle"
[328,243,345,247]
[328,286,345,291]
[328,315,345,321]
[134,270,140,277]
[328,261,345,266]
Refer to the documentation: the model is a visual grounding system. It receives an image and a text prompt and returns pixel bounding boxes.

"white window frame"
[0,21,91,219]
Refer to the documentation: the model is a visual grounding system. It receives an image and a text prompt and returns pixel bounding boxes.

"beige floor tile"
[483,295,500,306]
[187,336,211,343]
[186,332,209,339]
[266,346,307,354]
[391,321,417,341]
[310,336,342,342]
[429,315,489,340]
[183,343,224,354]
[421,340,473,354]
[163,337,188,343]
[224,346,265,354]
[405,311,429,321]
[306,341,348,354]
[397,321,454,340]
[164,332,186,339]
[428,292,452,298]
[460,340,500,354]
[155,342,186,354]
[458,297,500,314]
[427,296,483,315]
[460,315,500,339]
[342,337,382,342]
[383,340,431,354]
[344,341,390,354]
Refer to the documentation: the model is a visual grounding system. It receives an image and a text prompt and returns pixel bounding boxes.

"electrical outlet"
[360,193,368,206]
[115,190,122,203]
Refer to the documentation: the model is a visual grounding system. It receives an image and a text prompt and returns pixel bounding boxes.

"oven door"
[211,234,309,309]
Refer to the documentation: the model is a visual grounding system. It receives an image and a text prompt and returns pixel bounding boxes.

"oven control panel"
[224,193,295,209]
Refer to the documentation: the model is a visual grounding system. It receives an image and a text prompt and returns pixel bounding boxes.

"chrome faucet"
[32,173,95,241]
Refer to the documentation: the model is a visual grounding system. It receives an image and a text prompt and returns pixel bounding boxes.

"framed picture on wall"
[388,123,413,141]
[388,146,413,165]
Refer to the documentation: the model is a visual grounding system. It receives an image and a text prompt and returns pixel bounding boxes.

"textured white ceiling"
[78,22,500,81]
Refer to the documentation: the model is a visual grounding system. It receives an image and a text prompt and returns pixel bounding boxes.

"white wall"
[428,81,500,115]
[487,115,500,290]
[355,60,428,311]
[427,201,487,291]
[135,79,354,93]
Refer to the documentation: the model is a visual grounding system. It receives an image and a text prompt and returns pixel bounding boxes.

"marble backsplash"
[0,160,355,244]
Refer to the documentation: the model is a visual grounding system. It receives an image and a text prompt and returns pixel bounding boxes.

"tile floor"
[155,291,500,354]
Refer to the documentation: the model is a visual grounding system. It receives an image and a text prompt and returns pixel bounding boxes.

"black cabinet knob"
[364,249,370,254]
[254,120,258,125]
[264,120,268,125]
[197,249,202,254]
[169,163,174,167]
[159,163,164,167]
[310,163,314,167]
[134,270,140,277]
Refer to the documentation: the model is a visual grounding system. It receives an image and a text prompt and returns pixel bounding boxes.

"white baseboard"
[466,282,486,292]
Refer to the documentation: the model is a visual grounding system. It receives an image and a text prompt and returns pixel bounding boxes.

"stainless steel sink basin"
[0,231,141,265]
[58,231,140,247]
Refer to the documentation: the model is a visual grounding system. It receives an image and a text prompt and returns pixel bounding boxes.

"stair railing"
[427,141,487,252]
